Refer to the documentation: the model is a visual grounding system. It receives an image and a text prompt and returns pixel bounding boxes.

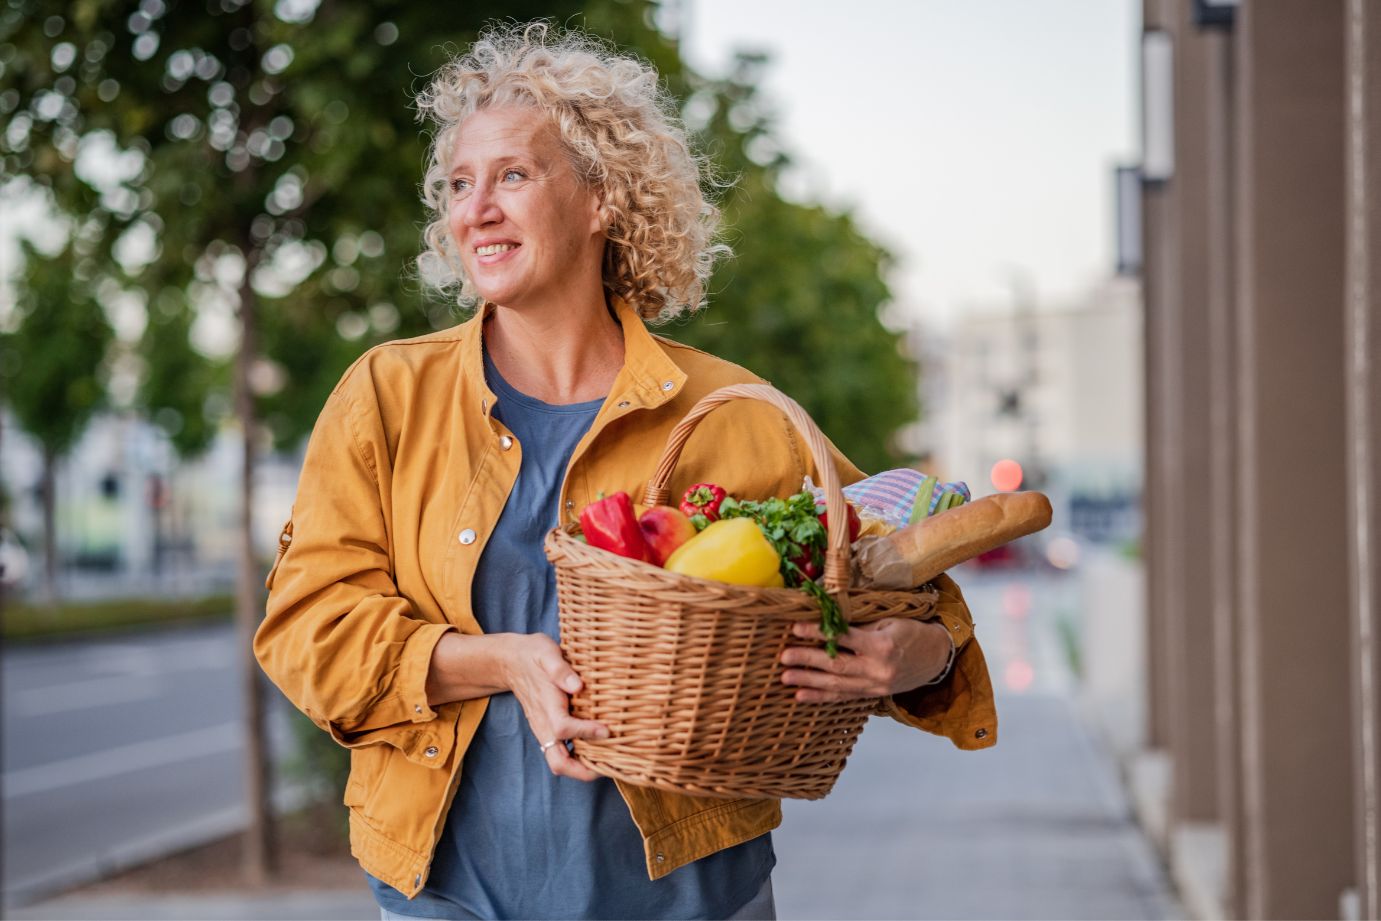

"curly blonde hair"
[416,22,727,321]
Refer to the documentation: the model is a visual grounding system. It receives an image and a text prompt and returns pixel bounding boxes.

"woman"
[255,22,996,921]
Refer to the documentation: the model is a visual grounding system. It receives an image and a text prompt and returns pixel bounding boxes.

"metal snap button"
[414,704,423,714]
[565,500,574,510]
[414,874,422,887]
[975,728,988,740]
[655,853,665,863]
[499,434,513,450]
[617,400,630,408]
[661,381,674,391]
[458,529,477,545]
[424,746,439,758]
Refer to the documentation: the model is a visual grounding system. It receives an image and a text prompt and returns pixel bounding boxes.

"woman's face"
[447,106,604,309]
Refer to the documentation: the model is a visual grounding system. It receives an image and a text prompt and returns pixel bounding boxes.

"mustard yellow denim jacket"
[254,299,997,899]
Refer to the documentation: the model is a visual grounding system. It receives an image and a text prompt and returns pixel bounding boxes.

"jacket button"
[414,874,422,887]
[458,529,477,545]
[655,853,665,863]
[415,704,423,714]
[617,400,630,408]
[661,381,674,391]
[499,434,514,450]
[424,746,439,758]
[565,500,574,510]
[975,728,988,740]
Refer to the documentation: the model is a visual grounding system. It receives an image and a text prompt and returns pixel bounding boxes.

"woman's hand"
[779,617,954,703]
[498,633,610,782]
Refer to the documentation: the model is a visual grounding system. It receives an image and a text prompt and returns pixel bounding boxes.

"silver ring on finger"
[539,738,561,754]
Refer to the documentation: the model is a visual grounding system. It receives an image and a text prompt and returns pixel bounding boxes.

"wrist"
[921,621,957,686]
[425,632,516,706]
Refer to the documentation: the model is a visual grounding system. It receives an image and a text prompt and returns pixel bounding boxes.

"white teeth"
[476,243,516,256]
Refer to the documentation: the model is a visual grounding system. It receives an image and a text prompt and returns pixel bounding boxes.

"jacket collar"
[456,295,688,421]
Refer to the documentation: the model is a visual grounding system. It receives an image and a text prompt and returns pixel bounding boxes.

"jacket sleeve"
[878,573,998,749]
[254,376,459,764]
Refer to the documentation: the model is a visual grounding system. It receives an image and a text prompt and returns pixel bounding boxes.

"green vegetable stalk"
[719,492,848,655]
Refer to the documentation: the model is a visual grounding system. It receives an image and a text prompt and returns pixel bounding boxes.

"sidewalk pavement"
[773,693,1184,920]
[10,890,378,920]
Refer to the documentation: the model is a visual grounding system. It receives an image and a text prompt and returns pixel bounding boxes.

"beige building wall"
[1139,1,1369,918]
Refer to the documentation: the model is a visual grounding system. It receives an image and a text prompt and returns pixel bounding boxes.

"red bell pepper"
[818,504,862,544]
[680,483,727,523]
[579,492,652,562]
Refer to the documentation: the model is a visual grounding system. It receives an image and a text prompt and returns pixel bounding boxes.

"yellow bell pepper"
[664,518,783,587]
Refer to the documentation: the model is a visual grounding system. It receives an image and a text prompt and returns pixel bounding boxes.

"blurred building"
[0,408,298,599]
[915,277,1143,548]
[1121,2,1381,919]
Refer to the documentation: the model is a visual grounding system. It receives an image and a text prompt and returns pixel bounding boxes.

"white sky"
[680,0,1140,326]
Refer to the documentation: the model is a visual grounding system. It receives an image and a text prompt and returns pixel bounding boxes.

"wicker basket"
[543,383,939,800]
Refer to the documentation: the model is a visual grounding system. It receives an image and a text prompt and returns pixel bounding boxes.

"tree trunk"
[39,443,58,606]
[235,261,274,884]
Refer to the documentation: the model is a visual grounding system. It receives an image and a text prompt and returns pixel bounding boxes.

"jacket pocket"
[264,516,293,590]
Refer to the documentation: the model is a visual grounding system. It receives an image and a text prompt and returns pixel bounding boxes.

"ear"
[587,186,609,237]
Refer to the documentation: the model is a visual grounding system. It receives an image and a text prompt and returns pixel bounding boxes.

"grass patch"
[1,594,234,642]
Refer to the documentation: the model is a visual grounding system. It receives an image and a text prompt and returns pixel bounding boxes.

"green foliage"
[0,239,113,456]
[661,55,919,474]
[140,286,228,456]
[2,1,915,464]
[1,592,232,641]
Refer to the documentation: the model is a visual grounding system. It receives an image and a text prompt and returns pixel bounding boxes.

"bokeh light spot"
[1005,659,1035,693]
[991,458,1024,492]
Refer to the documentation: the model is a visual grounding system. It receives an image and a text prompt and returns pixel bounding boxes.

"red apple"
[638,506,698,566]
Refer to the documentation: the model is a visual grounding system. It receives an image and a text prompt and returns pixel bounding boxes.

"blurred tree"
[0,238,114,604]
[663,53,919,474]
[139,287,226,459]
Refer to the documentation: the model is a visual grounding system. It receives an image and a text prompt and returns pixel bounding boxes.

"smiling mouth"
[475,243,518,256]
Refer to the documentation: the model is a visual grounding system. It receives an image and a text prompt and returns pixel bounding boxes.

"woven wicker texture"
[544,384,939,800]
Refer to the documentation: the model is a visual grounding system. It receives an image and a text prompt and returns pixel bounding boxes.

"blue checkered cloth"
[806,469,971,532]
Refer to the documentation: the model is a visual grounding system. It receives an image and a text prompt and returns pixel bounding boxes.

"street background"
[13,0,1366,918]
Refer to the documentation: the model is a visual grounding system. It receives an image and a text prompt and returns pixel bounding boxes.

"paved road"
[0,624,297,909]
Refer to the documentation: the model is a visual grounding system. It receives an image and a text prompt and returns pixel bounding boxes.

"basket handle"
[642,383,853,595]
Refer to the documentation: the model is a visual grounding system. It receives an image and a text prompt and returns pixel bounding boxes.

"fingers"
[782,620,893,702]
[790,619,883,653]
[536,719,610,782]
[511,638,610,781]
[542,740,603,782]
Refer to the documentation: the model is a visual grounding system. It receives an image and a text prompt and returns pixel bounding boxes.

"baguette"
[853,491,1053,589]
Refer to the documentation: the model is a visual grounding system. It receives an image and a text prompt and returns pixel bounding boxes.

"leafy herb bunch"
[718,492,849,655]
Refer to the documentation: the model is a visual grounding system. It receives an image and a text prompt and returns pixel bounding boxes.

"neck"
[483,284,625,405]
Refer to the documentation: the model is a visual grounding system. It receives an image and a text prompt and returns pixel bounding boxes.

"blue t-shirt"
[367,347,774,920]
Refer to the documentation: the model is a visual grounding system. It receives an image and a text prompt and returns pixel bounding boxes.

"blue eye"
[503,169,525,182]
[450,177,471,194]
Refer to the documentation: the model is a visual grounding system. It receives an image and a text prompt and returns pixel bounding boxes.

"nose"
[460,180,502,229]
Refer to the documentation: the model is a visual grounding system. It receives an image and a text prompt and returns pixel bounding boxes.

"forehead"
[450,106,560,168]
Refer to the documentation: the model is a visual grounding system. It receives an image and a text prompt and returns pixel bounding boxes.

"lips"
[473,241,520,266]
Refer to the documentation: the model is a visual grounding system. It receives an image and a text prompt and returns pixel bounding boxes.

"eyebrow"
[449,151,546,176]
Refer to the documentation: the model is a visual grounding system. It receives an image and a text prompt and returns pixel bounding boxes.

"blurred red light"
[1005,659,1035,692]
[991,458,1024,492]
